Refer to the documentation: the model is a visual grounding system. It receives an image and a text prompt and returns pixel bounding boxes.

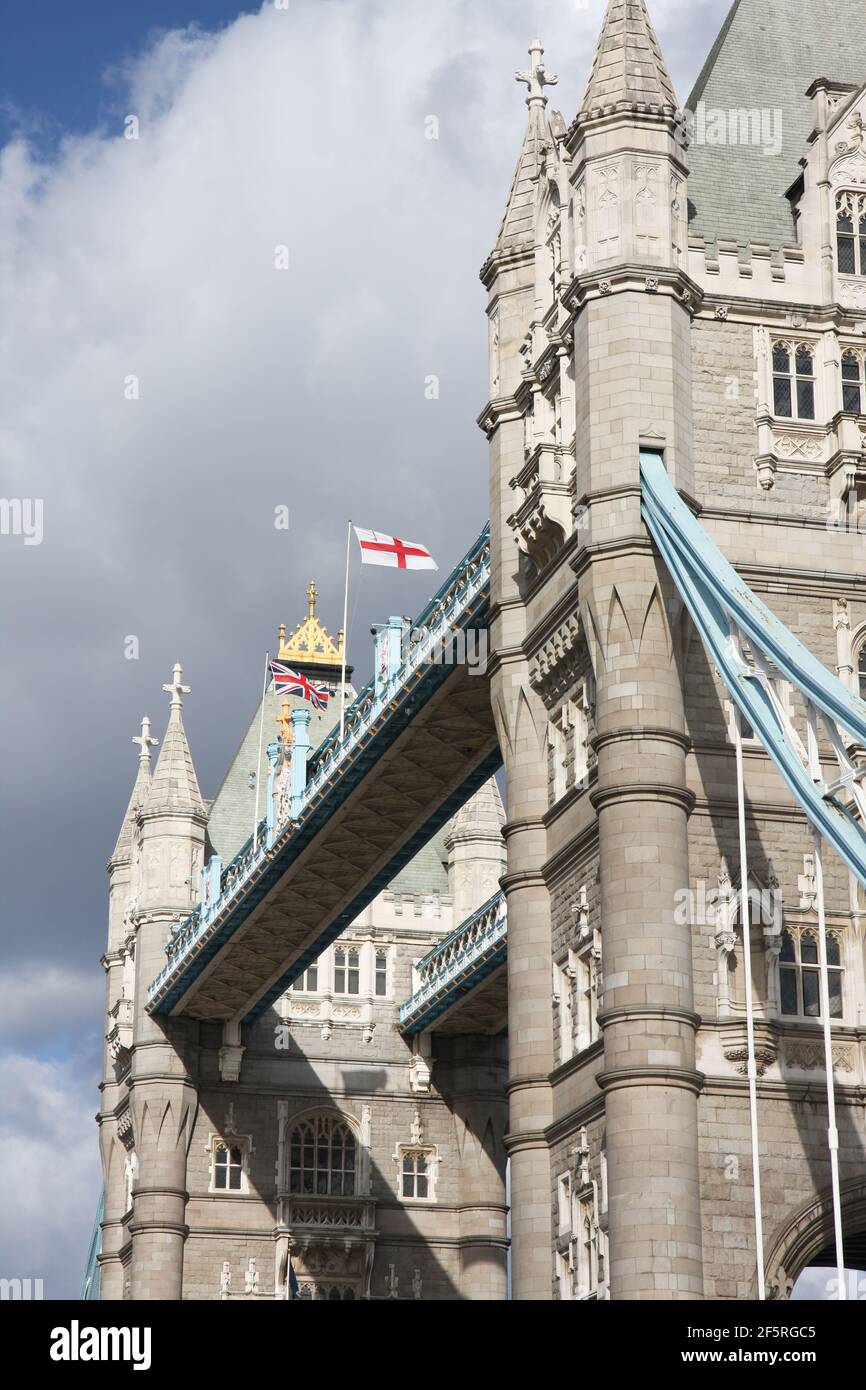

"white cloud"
[0,1050,100,1298]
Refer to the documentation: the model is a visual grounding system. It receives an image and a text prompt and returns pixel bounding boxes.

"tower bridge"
[94,0,866,1302]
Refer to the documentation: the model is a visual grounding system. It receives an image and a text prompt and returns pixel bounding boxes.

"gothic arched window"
[842,350,864,414]
[772,343,815,420]
[289,1114,356,1197]
[779,928,844,1019]
[837,194,866,276]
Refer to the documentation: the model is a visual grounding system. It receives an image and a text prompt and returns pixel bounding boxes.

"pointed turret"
[446,778,506,921]
[147,663,205,817]
[493,40,566,256]
[109,716,158,866]
[578,0,677,120]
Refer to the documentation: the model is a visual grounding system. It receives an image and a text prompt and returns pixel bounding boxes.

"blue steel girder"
[640,450,866,889]
[147,526,501,1022]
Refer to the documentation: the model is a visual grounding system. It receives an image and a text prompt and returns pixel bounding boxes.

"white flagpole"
[340,520,352,742]
[252,651,270,851]
[812,828,847,1300]
[732,704,766,1301]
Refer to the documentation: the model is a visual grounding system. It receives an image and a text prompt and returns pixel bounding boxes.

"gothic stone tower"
[483,0,866,1301]
[98,591,509,1301]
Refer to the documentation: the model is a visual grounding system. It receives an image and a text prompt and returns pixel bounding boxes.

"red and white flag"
[353,527,438,571]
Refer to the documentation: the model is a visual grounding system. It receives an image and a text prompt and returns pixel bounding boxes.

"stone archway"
[763,1176,866,1298]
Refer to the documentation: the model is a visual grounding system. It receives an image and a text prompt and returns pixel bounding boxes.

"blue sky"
[0,2,257,142]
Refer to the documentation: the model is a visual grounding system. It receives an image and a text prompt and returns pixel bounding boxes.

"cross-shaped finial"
[132,715,158,765]
[163,661,191,711]
[307,580,318,618]
[277,699,294,746]
[516,38,557,109]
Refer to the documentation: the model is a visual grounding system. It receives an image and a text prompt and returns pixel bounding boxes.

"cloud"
[0,1048,101,1297]
[0,964,104,1049]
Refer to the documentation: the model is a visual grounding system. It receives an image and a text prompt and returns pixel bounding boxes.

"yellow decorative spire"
[276,700,293,746]
[277,580,344,667]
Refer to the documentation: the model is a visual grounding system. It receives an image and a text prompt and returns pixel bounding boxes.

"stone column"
[489,414,555,1300]
[579,289,704,1300]
[436,1035,509,1300]
[128,906,198,1301]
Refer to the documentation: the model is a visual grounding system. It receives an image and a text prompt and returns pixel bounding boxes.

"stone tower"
[97,590,509,1300]
[482,0,866,1301]
[128,666,207,1299]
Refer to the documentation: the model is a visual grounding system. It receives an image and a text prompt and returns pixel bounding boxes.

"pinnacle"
[580,0,677,117]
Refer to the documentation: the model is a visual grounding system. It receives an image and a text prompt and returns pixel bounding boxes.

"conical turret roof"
[146,664,205,818]
[579,0,677,118]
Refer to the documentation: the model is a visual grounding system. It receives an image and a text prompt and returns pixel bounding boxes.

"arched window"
[780,928,843,1019]
[289,1113,356,1197]
[837,193,866,276]
[858,643,866,702]
[842,350,864,414]
[772,342,815,420]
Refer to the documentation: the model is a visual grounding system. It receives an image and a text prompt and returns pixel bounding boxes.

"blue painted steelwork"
[80,1187,103,1301]
[640,449,866,888]
[399,891,507,1035]
[147,525,495,1018]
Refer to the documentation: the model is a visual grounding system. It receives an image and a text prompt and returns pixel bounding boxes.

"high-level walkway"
[147,527,499,1022]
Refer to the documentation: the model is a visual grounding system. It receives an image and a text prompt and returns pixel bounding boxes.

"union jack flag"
[268,661,330,711]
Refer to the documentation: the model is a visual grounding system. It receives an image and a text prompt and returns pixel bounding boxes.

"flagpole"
[252,650,270,851]
[812,828,847,1300]
[732,703,766,1300]
[340,520,352,742]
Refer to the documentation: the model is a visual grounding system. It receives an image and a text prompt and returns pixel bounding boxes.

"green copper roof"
[687,0,866,248]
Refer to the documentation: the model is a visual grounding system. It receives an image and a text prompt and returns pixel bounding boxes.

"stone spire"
[110,715,158,864]
[147,663,205,816]
[579,0,677,119]
[494,39,566,255]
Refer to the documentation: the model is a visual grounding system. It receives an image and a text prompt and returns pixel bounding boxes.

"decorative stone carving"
[723,1043,777,1077]
[772,434,822,460]
[219,1020,245,1084]
[784,1042,855,1073]
[409,1032,433,1094]
[529,614,592,708]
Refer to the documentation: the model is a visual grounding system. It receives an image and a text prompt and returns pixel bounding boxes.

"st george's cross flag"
[353,527,438,571]
[268,661,330,711]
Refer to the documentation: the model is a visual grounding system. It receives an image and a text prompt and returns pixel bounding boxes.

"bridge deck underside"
[169,664,500,1021]
[425,962,508,1036]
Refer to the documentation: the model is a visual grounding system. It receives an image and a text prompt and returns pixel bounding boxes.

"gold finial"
[277,700,293,746]
[277,582,344,667]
